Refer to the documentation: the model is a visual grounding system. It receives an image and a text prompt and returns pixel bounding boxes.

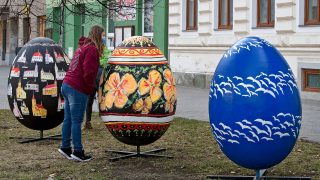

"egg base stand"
[10,130,61,144]
[207,169,311,180]
[106,145,173,161]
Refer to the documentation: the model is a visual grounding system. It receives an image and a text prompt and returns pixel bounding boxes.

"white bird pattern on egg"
[209,70,298,100]
[211,112,301,146]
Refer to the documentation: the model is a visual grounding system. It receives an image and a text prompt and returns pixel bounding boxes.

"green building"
[46,0,168,57]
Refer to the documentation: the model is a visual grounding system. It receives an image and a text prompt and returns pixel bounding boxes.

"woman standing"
[58,26,104,162]
[84,40,111,130]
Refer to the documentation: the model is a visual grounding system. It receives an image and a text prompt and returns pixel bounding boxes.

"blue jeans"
[61,83,88,151]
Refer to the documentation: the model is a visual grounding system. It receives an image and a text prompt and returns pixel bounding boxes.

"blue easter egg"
[208,36,302,170]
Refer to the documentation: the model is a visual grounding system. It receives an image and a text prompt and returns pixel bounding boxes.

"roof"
[11,67,20,72]
[44,83,56,89]
[33,51,42,57]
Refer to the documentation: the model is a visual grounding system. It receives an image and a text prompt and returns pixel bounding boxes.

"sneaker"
[71,150,92,162]
[58,147,73,160]
[83,122,93,130]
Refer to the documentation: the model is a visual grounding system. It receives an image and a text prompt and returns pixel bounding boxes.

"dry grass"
[0,110,319,179]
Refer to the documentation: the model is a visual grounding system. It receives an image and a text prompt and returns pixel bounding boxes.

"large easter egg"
[99,36,177,146]
[209,37,301,170]
[7,37,70,130]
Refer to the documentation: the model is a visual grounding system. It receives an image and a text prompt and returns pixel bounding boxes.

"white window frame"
[251,0,258,28]
[212,0,234,31]
[296,0,320,32]
[297,61,320,100]
[213,0,219,30]
[181,0,199,36]
[250,0,276,34]
[298,0,305,26]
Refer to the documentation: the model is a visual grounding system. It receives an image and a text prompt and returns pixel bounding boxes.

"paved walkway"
[0,66,10,110]
[175,85,320,143]
[1,66,319,143]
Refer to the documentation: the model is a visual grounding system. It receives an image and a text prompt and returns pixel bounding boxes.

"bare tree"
[0,0,158,25]
[0,0,161,45]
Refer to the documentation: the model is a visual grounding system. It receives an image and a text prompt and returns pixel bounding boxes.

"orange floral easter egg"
[99,36,177,146]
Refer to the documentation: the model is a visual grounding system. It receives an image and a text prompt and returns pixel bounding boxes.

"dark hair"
[88,25,104,57]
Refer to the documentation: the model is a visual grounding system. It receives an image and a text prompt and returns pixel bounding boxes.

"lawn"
[0,110,319,179]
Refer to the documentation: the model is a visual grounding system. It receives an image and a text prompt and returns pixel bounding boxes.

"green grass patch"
[0,110,319,179]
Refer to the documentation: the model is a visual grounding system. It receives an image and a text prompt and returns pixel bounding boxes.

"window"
[23,17,30,44]
[81,15,85,36]
[218,0,233,29]
[303,69,320,92]
[77,4,86,36]
[115,0,136,21]
[107,11,115,50]
[144,0,153,34]
[143,0,153,40]
[257,0,275,27]
[45,28,53,39]
[1,20,7,61]
[37,16,46,37]
[108,15,114,33]
[186,0,198,30]
[305,0,320,25]
[115,26,134,47]
[107,34,115,50]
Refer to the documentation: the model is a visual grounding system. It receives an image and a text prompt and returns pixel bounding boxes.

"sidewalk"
[1,66,319,143]
[174,85,320,143]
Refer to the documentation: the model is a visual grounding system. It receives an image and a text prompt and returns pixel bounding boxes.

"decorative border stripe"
[112,48,164,57]
[105,122,170,131]
[108,57,167,62]
[100,112,175,117]
[100,115,174,123]
[108,61,168,65]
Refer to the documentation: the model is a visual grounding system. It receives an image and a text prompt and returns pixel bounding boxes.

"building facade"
[0,1,46,65]
[46,0,168,57]
[169,0,320,100]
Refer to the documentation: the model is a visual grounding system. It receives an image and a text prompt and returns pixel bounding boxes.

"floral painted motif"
[99,92,106,111]
[165,95,176,113]
[99,36,176,147]
[133,96,152,114]
[163,69,176,101]
[162,69,176,113]
[138,70,162,103]
[104,72,137,109]
[99,64,177,116]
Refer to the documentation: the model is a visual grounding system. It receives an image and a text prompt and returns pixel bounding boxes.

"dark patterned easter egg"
[7,37,70,130]
[99,36,177,146]
[209,37,302,170]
